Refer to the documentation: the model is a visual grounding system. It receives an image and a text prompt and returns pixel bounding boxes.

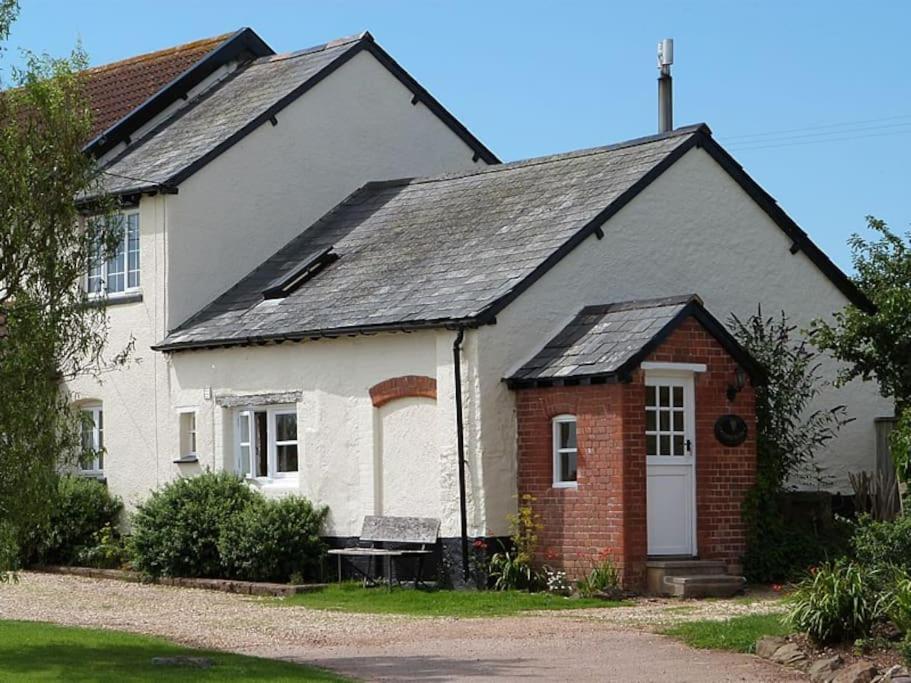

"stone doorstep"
[645,559,728,595]
[662,574,747,599]
[35,565,328,597]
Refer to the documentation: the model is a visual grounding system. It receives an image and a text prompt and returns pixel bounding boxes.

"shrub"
[851,515,911,574]
[489,495,543,591]
[27,475,122,566]
[218,496,328,583]
[787,560,885,643]
[129,471,258,578]
[577,557,621,598]
[74,523,129,569]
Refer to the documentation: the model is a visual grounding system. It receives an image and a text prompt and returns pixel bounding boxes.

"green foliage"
[129,472,259,579]
[851,515,911,574]
[891,410,911,484]
[576,553,621,598]
[74,524,129,570]
[218,496,328,583]
[731,308,849,582]
[810,217,911,409]
[26,475,122,566]
[0,4,123,580]
[662,614,790,653]
[883,570,911,636]
[786,560,885,643]
[900,636,911,668]
[488,494,543,591]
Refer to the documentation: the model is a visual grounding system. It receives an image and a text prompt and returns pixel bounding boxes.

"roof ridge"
[250,32,370,65]
[383,124,710,188]
[84,32,234,75]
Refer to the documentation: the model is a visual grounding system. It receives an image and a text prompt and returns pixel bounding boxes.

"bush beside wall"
[129,471,328,583]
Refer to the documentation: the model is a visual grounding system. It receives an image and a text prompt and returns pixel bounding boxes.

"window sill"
[79,471,106,482]
[173,455,199,464]
[86,291,143,307]
[245,476,299,490]
[552,482,578,490]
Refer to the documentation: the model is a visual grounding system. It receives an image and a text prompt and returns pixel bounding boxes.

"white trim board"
[640,362,707,373]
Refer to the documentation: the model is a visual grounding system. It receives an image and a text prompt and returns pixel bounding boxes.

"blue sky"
[5,1,909,271]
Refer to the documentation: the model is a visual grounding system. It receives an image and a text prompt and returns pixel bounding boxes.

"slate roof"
[156,126,706,351]
[81,32,233,142]
[94,32,497,196]
[506,295,765,388]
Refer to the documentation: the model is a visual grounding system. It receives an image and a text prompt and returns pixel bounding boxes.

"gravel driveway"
[0,572,802,682]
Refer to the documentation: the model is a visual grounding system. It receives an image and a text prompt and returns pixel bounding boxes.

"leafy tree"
[732,308,850,581]
[810,217,910,484]
[0,2,122,578]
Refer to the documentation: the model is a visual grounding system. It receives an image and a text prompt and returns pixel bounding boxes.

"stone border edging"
[34,566,328,598]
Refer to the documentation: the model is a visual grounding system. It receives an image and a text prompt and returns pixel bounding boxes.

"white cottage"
[70,28,892,588]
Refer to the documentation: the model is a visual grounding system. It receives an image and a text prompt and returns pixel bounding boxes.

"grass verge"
[0,620,345,681]
[277,582,629,617]
[661,613,790,653]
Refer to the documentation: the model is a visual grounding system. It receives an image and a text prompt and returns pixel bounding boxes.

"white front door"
[645,372,696,556]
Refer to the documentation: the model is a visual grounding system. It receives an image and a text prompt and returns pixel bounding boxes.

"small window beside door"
[645,383,688,457]
[235,406,298,482]
[80,405,104,476]
[552,414,578,488]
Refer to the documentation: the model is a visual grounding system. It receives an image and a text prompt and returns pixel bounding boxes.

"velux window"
[87,212,140,295]
[80,405,104,475]
[235,406,298,480]
[552,414,578,487]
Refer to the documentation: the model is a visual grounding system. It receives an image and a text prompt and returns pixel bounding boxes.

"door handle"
[685,439,692,453]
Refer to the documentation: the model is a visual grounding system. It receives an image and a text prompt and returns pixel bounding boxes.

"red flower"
[544,547,559,561]
[472,539,488,551]
[771,583,782,592]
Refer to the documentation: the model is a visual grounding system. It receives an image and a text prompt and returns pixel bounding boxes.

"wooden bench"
[327,515,440,588]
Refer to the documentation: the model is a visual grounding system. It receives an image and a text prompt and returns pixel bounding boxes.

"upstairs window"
[87,212,140,295]
[80,405,104,475]
[235,406,298,481]
[552,414,578,487]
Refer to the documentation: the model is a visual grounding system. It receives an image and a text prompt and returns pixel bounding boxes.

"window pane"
[659,411,669,431]
[560,451,577,482]
[254,411,268,477]
[275,413,297,442]
[559,420,576,449]
[645,409,656,431]
[659,386,669,407]
[673,410,684,431]
[238,445,250,477]
[239,411,250,443]
[660,435,670,456]
[106,236,125,293]
[646,434,657,456]
[673,386,683,407]
[277,444,298,473]
[673,435,685,456]
[645,385,657,408]
[127,214,140,288]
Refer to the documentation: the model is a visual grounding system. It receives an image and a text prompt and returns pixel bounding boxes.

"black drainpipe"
[452,327,470,583]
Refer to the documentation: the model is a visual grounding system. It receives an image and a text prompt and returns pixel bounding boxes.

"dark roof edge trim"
[476,130,705,324]
[361,41,499,165]
[694,135,873,313]
[153,316,485,353]
[86,28,275,158]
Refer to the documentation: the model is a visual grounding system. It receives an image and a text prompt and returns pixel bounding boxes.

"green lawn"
[277,583,628,617]
[661,613,790,653]
[0,620,345,681]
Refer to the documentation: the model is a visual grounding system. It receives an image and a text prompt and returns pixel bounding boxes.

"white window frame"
[80,404,104,476]
[552,414,578,488]
[178,408,198,459]
[234,405,298,483]
[87,210,141,297]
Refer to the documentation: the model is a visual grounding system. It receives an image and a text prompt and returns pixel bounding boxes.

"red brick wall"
[515,316,757,590]
[369,375,437,407]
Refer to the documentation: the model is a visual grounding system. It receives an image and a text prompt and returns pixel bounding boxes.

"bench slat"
[360,515,440,545]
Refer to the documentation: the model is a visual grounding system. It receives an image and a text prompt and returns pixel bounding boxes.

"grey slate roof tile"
[156,126,704,350]
[507,295,697,384]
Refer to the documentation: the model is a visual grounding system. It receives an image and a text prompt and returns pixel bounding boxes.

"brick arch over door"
[369,375,437,407]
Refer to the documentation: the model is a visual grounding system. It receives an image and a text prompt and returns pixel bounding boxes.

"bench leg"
[337,554,342,583]
[415,555,424,589]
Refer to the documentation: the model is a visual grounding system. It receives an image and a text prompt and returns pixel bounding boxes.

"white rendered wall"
[165,49,487,329]
[165,328,473,538]
[475,146,892,536]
